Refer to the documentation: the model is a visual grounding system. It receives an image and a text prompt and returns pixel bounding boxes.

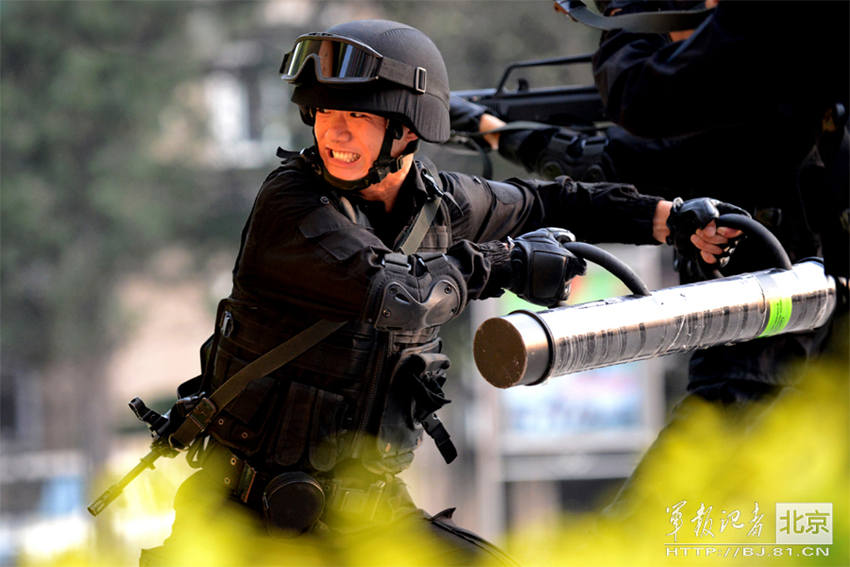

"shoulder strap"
[396,159,444,255]
[170,162,444,450]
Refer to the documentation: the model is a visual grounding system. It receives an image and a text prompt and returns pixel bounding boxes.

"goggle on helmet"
[280,33,428,95]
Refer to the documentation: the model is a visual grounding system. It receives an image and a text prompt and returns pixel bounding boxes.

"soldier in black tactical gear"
[592,0,848,399]
[456,0,848,404]
[584,0,849,519]
[141,19,743,567]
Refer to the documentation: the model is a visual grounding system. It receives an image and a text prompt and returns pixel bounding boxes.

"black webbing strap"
[555,0,714,33]
[379,58,427,94]
[169,162,444,450]
[463,120,562,138]
[421,414,457,464]
[396,160,444,255]
[170,318,346,448]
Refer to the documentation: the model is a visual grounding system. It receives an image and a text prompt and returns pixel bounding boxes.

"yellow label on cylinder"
[759,296,793,337]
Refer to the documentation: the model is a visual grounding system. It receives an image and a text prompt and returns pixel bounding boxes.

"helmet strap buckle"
[414,67,427,94]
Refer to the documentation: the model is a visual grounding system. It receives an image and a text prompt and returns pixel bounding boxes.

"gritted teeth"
[330,149,360,163]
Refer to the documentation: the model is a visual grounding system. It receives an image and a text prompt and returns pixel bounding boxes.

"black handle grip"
[531,215,791,300]
[563,241,651,296]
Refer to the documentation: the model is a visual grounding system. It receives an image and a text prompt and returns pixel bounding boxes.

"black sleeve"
[593,2,847,139]
[593,3,766,138]
[234,165,661,324]
[449,94,490,132]
[443,170,662,246]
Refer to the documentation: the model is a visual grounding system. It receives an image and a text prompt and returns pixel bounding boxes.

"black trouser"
[140,467,519,567]
[602,318,844,521]
[687,325,832,398]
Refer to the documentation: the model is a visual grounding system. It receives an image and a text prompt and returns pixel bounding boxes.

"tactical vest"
[202,157,454,478]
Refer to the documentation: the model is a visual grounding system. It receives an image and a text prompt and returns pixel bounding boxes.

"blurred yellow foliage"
[27,324,848,567]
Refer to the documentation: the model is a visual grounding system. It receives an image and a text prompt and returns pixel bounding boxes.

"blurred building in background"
[0,1,682,563]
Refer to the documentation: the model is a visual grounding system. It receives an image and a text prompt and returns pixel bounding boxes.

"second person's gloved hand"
[666,197,749,271]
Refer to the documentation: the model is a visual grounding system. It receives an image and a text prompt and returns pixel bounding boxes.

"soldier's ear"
[401,126,418,144]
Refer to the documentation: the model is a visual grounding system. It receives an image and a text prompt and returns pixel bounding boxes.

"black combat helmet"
[283,19,450,143]
[280,20,450,190]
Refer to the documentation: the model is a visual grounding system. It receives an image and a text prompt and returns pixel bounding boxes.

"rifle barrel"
[86,448,162,516]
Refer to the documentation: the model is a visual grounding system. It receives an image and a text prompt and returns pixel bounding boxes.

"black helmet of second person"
[281,19,450,189]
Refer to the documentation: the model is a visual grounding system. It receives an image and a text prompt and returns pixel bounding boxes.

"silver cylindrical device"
[474,260,838,388]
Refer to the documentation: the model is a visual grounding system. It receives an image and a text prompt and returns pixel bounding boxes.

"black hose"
[557,215,788,297]
[563,241,651,296]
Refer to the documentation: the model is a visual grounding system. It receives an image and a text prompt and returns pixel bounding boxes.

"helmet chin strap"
[315,119,418,192]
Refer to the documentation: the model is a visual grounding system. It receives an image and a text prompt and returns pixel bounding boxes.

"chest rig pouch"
[376,341,456,468]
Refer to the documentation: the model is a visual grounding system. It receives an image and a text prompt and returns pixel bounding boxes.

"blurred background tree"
[1,1,258,459]
[3,2,189,373]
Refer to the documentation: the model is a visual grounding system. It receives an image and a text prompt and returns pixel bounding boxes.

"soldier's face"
[313,109,415,181]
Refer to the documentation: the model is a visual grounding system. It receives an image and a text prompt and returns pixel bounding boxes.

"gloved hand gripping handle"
[709,213,792,276]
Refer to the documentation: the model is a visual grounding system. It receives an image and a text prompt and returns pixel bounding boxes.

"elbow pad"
[365,252,466,331]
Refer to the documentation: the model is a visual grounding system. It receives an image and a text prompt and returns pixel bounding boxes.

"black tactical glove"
[498,127,610,182]
[508,228,587,307]
[666,197,750,271]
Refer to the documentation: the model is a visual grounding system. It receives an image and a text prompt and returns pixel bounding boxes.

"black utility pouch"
[271,382,352,470]
[262,471,325,535]
[207,343,281,456]
[378,343,451,458]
